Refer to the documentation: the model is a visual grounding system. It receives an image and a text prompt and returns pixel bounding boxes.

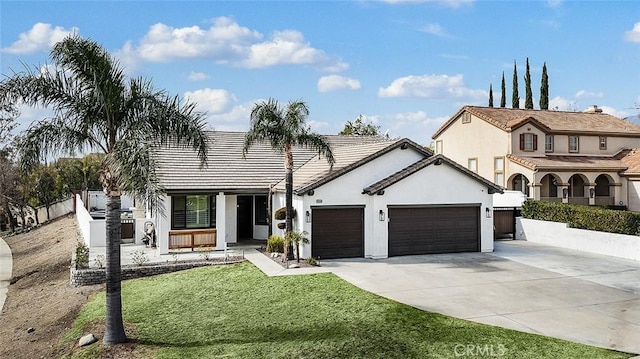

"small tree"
[339,114,381,136]
[524,57,533,109]
[512,60,519,109]
[540,62,549,110]
[500,72,506,108]
[488,84,494,107]
[285,230,309,263]
[34,165,58,220]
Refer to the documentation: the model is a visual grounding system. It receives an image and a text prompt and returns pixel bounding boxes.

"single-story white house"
[152,131,502,259]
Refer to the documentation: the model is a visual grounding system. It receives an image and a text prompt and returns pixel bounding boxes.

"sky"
[1,0,640,145]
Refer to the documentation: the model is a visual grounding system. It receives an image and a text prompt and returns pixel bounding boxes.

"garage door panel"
[388,206,479,256]
[312,207,364,259]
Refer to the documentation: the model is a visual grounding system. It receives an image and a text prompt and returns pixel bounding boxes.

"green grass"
[66,262,632,358]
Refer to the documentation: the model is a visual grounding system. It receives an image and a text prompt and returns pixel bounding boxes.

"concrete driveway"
[321,240,640,354]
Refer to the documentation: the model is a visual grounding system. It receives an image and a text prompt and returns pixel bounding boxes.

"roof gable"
[282,138,433,195]
[363,154,503,195]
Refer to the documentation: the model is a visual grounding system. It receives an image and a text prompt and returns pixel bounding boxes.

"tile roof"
[154,131,389,192]
[275,138,432,194]
[363,154,503,195]
[617,149,640,175]
[506,154,628,171]
[433,106,640,138]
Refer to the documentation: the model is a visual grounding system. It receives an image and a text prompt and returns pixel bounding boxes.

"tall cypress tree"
[512,60,519,109]
[488,84,494,107]
[500,72,506,108]
[540,62,549,110]
[524,57,533,109]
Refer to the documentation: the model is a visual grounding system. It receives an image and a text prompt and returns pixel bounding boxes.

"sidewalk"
[0,236,12,313]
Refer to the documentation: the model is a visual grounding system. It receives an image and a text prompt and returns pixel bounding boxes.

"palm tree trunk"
[103,195,127,344]
[284,144,294,260]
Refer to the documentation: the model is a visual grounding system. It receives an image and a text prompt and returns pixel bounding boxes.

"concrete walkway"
[315,241,640,355]
[0,236,12,313]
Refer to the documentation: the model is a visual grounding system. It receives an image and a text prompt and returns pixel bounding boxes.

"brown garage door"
[388,206,479,256]
[312,207,364,259]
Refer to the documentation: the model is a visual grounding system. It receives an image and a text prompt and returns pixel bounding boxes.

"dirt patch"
[0,215,102,359]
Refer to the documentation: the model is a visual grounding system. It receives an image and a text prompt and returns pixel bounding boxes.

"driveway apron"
[322,240,640,354]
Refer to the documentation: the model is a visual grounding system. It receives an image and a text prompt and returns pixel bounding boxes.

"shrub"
[74,242,89,269]
[521,200,640,235]
[267,235,284,253]
[130,250,149,266]
[306,257,318,266]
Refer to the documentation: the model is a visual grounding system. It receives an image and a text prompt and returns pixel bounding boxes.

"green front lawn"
[66,262,631,358]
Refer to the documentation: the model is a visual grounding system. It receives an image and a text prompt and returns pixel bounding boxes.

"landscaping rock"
[288,263,300,269]
[26,327,35,334]
[270,252,279,258]
[78,333,97,347]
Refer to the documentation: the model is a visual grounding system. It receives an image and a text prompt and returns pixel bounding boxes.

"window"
[468,158,478,173]
[461,112,471,124]
[545,134,554,152]
[519,133,537,151]
[172,195,216,229]
[569,136,580,153]
[599,136,607,150]
[255,195,268,225]
[435,140,443,154]
[494,157,504,186]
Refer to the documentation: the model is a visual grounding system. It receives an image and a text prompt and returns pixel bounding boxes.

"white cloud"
[317,75,361,92]
[184,88,237,114]
[599,106,629,119]
[307,120,332,133]
[624,22,640,43]
[187,71,209,81]
[382,0,474,8]
[115,17,347,72]
[421,23,451,38]
[243,30,348,72]
[546,0,563,8]
[2,22,77,54]
[439,53,468,60]
[549,96,576,111]
[575,90,604,99]
[378,74,486,103]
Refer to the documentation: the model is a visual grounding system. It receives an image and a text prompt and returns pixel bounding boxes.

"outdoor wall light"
[305,210,311,223]
[307,190,315,196]
[562,188,568,198]
[485,207,491,218]
[379,210,385,221]
[589,188,595,198]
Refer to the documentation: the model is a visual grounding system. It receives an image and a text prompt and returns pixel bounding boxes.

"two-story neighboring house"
[432,105,640,210]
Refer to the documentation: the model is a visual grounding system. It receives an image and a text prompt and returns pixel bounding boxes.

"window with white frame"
[435,140,443,154]
[545,134,554,152]
[519,133,537,151]
[468,158,478,173]
[171,195,216,230]
[569,136,580,153]
[494,157,504,186]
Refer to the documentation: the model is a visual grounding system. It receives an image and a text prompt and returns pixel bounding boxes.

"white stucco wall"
[276,149,495,259]
[516,217,640,261]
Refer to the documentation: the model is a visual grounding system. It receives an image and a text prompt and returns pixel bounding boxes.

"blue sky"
[1,0,639,144]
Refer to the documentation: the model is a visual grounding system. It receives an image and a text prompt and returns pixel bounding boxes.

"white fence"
[76,194,155,248]
[516,217,640,261]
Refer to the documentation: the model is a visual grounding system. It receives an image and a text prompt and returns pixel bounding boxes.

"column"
[216,192,226,250]
[587,184,596,206]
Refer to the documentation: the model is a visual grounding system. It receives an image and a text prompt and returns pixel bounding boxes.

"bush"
[266,235,284,253]
[74,242,89,269]
[521,200,640,235]
[306,257,318,266]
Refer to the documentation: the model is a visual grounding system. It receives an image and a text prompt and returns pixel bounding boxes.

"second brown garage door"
[388,206,479,256]
[312,207,364,259]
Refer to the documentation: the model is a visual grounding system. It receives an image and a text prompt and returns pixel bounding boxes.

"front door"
[237,196,253,239]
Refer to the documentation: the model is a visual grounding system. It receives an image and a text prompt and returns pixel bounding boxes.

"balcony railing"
[169,228,217,250]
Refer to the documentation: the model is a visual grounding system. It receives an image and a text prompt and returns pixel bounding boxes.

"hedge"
[521,200,640,236]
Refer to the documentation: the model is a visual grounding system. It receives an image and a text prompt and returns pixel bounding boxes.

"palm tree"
[243,99,334,262]
[0,35,209,344]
